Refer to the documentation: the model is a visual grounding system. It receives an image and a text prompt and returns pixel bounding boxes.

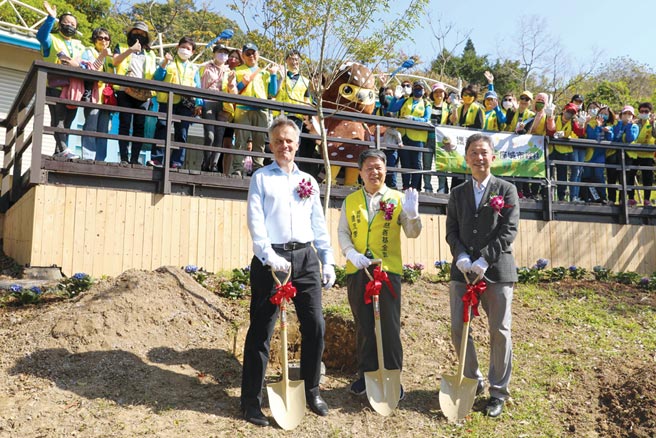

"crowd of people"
[36,2,655,206]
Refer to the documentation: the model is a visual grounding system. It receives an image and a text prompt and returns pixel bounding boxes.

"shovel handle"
[363,259,383,281]
[271,269,292,287]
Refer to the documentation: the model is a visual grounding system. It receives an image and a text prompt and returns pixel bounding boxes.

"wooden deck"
[3,184,655,277]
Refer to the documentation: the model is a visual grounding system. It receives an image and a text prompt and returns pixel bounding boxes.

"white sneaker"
[54,149,79,159]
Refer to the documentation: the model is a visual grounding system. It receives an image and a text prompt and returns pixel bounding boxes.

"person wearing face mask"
[570,94,585,114]
[504,91,535,134]
[375,86,402,189]
[481,71,507,132]
[112,21,157,164]
[609,106,639,205]
[230,42,280,176]
[36,1,85,159]
[387,81,432,191]
[150,36,203,169]
[80,28,115,161]
[215,49,244,174]
[626,103,656,206]
[427,82,450,193]
[582,105,614,204]
[546,103,585,202]
[199,44,237,172]
[449,84,484,190]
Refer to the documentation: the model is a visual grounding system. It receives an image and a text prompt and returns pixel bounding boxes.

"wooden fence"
[3,185,655,277]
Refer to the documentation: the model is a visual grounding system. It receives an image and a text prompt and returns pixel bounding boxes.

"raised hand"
[484,70,494,84]
[44,1,56,18]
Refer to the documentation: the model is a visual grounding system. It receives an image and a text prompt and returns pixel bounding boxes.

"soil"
[0,267,654,437]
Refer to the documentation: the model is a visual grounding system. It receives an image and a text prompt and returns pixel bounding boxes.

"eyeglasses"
[502,98,513,102]
[95,36,110,41]
[244,51,256,57]
[519,96,530,101]
[639,110,650,114]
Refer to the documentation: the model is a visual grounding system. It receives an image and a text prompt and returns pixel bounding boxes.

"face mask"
[502,101,513,110]
[638,113,650,120]
[599,113,609,121]
[462,96,475,105]
[215,52,228,63]
[177,48,192,61]
[412,89,424,98]
[384,95,393,106]
[589,108,598,116]
[535,102,545,111]
[60,24,76,38]
[403,86,412,95]
[563,112,574,121]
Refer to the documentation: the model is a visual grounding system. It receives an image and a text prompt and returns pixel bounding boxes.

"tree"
[514,15,559,90]
[230,0,430,214]
[426,14,470,81]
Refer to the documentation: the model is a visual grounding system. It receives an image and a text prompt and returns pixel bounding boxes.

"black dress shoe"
[476,380,485,396]
[242,406,269,426]
[484,397,504,417]
[307,394,329,416]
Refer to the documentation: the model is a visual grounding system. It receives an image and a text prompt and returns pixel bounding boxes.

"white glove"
[405,115,415,120]
[265,252,291,273]
[576,111,587,125]
[455,257,472,275]
[322,264,336,289]
[544,103,555,117]
[402,188,419,218]
[470,257,489,282]
[346,248,371,270]
[394,85,403,99]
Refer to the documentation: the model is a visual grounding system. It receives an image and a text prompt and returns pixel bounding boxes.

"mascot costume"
[318,62,377,186]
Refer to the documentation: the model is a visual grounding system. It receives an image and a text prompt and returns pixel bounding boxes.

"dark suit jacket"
[446,175,520,283]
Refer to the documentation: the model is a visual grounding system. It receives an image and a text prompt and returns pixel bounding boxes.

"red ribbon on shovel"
[270,281,297,305]
[462,280,486,322]
[364,265,397,304]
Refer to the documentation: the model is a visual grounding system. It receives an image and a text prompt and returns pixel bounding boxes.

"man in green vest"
[337,149,422,400]
[36,1,85,159]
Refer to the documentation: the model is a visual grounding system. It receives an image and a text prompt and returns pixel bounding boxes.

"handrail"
[2,61,656,225]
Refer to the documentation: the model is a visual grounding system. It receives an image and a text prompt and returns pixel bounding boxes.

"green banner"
[434,127,546,178]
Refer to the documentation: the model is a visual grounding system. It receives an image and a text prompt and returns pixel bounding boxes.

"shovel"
[363,260,401,416]
[266,270,305,430]
[439,276,486,423]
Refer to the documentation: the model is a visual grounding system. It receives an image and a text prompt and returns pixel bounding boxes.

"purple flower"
[9,284,22,293]
[640,277,650,285]
[72,273,87,280]
[243,265,251,272]
[434,260,443,268]
[296,179,315,200]
[414,263,425,271]
[569,265,577,272]
[29,286,42,295]
[536,258,549,270]
[379,200,396,221]
[185,265,198,274]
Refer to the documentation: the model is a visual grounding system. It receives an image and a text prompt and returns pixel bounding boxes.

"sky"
[222,0,656,76]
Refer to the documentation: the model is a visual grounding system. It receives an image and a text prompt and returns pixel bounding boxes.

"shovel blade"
[439,374,478,422]
[267,379,306,430]
[365,368,401,416]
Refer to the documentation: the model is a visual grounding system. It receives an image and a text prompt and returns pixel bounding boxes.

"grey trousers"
[449,281,513,400]
[347,270,403,375]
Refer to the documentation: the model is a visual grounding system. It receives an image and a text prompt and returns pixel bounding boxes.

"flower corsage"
[379,199,396,221]
[486,194,512,216]
[296,178,315,200]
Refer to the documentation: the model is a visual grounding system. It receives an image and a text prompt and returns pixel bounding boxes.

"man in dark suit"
[445,133,519,418]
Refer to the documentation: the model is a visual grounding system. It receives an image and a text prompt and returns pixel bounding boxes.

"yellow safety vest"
[113,44,157,96]
[345,189,404,275]
[455,102,483,127]
[484,109,501,131]
[43,34,85,87]
[504,109,535,132]
[235,64,271,102]
[399,98,430,142]
[155,58,199,104]
[199,63,235,117]
[549,117,578,154]
[633,122,656,158]
[273,73,310,118]
[85,46,115,103]
[431,101,449,125]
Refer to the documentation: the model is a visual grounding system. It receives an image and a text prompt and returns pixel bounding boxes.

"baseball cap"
[571,94,584,102]
[564,103,578,113]
[242,42,258,52]
[621,105,635,115]
[484,90,498,99]
[128,21,149,35]
[432,82,446,93]
[213,44,229,53]
[520,90,533,100]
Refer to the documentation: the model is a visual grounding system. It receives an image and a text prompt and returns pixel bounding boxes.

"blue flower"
[29,286,42,295]
[434,260,443,268]
[640,277,650,285]
[72,273,87,280]
[536,258,549,270]
[184,265,198,274]
[239,284,246,290]
[569,265,577,272]
[9,284,22,293]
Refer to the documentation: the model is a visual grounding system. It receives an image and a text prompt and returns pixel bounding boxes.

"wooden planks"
[6,185,656,277]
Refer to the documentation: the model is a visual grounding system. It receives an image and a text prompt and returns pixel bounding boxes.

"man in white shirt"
[241,116,336,426]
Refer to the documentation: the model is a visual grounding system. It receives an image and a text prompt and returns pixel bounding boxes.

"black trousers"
[240,246,325,410]
[46,87,77,153]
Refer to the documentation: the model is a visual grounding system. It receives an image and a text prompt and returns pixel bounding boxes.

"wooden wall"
[3,185,656,277]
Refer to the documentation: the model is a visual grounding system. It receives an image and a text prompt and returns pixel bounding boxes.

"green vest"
[504,109,535,132]
[155,58,199,104]
[634,122,655,158]
[43,34,85,87]
[399,98,430,142]
[345,188,403,275]
[456,102,483,127]
[235,64,271,102]
[549,117,577,154]
[484,109,500,131]
[274,73,310,117]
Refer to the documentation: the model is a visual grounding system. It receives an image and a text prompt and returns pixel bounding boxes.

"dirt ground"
[0,267,654,437]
